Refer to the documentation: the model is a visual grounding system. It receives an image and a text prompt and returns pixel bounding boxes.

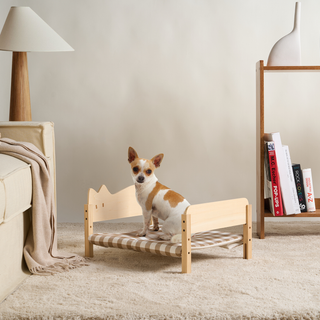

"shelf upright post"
[256,60,265,239]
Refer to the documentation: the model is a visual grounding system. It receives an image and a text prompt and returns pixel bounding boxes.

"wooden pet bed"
[84,185,252,273]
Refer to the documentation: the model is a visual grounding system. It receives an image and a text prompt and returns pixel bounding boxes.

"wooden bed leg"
[84,204,94,257]
[181,213,191,273]
[243,204,252,259]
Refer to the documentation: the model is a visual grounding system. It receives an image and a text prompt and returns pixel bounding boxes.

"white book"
[283,145,300,214]
[302,168,316,212]
[264,132,300,215]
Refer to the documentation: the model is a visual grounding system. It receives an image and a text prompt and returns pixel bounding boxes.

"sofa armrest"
[0,121,57,217]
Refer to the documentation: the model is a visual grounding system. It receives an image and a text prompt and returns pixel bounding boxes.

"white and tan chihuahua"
[128,147,190,242]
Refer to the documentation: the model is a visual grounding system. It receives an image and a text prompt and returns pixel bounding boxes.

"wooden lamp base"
[9,52,32,121]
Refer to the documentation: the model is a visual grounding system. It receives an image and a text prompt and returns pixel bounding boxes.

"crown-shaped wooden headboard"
[87,185,142,223]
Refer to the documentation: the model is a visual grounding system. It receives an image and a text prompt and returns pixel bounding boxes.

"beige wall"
[1,0,320,222]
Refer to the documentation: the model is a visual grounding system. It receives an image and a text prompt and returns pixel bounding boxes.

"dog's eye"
[133,167,139,173]
[146,169,152,175]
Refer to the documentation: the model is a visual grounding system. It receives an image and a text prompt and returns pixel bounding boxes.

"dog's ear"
[151,153,164,168]
[128,147,138,163]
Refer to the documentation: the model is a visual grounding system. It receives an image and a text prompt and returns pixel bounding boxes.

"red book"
[265,141,284,216]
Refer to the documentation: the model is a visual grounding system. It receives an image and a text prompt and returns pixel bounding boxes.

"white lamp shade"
[0,7,74,52]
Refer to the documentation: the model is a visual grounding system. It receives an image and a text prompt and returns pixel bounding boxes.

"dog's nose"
[137,175,145,183]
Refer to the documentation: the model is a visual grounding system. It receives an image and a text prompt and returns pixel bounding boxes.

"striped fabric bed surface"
[88,227,243,258]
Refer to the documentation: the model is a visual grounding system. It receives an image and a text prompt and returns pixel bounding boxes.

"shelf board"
[263,211,320,218]
[263,198,320,217]
[264,65,320,72]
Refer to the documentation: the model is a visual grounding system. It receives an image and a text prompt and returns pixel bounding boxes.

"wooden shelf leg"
[256,60,265,239]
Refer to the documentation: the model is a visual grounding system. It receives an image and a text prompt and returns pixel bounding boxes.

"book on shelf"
[302,168,316,212]
[264,132,301,215]
[282,145,301,214]
[292,163,307,212]
[264,142,273,213]
[264,141,283,216]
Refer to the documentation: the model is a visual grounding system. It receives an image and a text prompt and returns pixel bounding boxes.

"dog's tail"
[170,234,182,243]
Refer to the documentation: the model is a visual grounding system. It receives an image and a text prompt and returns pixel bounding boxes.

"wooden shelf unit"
[256,60,320,239]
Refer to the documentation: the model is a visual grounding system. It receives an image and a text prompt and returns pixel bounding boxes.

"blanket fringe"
[30,256,89,276]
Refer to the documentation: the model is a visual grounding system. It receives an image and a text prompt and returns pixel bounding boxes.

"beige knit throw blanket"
[0,138,87,275]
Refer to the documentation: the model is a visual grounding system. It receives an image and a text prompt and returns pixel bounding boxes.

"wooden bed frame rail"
[181,199,252,273]
[84,185,252,273]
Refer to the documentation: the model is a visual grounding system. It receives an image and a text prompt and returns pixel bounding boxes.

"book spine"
[266,141,283,216]
[264,133,300,215]
[264,141,273,215]
[302,168,316,212]
[282,145,301,214]
[292,164,307,212]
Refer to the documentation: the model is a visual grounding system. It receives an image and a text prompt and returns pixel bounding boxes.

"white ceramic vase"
[267,2,301,66]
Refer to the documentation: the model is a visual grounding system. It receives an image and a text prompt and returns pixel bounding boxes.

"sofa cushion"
[0,154,32,224]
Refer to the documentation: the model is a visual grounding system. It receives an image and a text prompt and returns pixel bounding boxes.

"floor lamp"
[0,7,74,121]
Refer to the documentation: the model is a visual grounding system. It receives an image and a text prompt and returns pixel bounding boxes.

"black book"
[292,163,307,212]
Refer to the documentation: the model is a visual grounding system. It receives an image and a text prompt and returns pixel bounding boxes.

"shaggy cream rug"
[0,221,320,320]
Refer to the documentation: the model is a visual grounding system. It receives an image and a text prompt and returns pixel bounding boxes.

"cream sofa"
[0,122,56,302]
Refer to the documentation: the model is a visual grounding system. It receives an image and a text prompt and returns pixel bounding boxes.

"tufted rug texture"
[0,221,320,320]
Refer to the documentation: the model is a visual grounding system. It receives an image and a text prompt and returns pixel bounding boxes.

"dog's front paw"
[137,230,147,237]
[170,234,182,243]
[159,234,172,241]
